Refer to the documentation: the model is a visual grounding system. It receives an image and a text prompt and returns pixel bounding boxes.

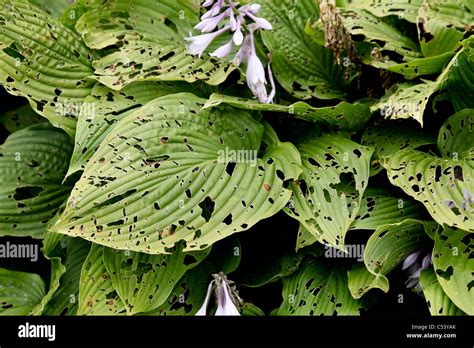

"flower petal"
[195,281,215,316]
[402,250,422,270]
[210,39,234,58]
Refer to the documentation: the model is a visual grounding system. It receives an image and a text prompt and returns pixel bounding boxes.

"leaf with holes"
[285,132,373,250]
[51,93,302,254]
[342,0,423,23]
[75,0,235,90]
[381,136,473,232]
[0,268,45,315]
[77,243,125,315]
[437,109,474,160]
[347,263,389,299]
[432,227,473,315]
[0,0,95,135]
[0,124,73,238]
[67,81,205,176]
[419,269,465,316]
[350,188,425,230]
[102,242,209,315]
[259,0,347,100]
[204,93,375,132]
[363,219,436,292]
[143,238,241,316]
[339,8,421,60]
[0,104,45,133]
[446,37,474,111]
[276,260,366,315]
[361,121,436,175]
[43,237,91,315]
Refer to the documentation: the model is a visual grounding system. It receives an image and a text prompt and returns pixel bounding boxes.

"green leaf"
[446,37,474,111]
[432,227,473,315]
[417,0,470,57]
[78,243,126,315]
[381,149,473,232]
[340,8,421,60]
[419,269,465,316]
[371,44,465,125]
[350,188,425,230]
[364,219,435,290]
[0,124,73,238]
[239,250,305,288]
[295,224,318,251]
[0,268,45,315]
[341,0,423,23]
[285,132,373,250]
[43,237,91,315]
[75,0,235,90]
[387,52,455,80]
[28,0,71,17]
[361,121,437,175]
[102,243,209,315]
[67,81,203,176]
[204,93,375,131]
[144,238,241,316]
[438,109,474,159]
[276,260,365,315]
[0,104,45,133]
[52,93,302,254]
[260,0,347,100]
[347,263,389,299]
[0,0,95,135]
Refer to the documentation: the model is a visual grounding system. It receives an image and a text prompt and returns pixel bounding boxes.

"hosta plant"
[0,0,472,317]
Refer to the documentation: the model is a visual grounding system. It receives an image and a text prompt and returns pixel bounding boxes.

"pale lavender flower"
[403,249,432,290]
[195,272,242,316]
[210,39,234,58]
[195,11,228,32]
[187,0,276,103]
[185,25,230,57]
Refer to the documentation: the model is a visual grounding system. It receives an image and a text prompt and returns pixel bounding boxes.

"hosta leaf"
[276,260,365,315]
[0,124,73,238]
[342,0,423,23]
[296,224,318,251]
[78,244,125,315]
[371,44,465,125]
[29,257,65,315]
[0,104,45,133]
[350,188,425,230]
[446,37,474,111]
[28,0,70,17]
[361,121,436,175]
[0,0,95,135]
[419,269,465,316]
[260,0,347,100]
[432,227,473,315]
[437,109,474,160]
[381,150,473,232]
[102,243,209,315]
[204,93,375,131]
[0,268,45,315]
[68,81,203,176]
[347,263,389,299]
[285,132,373,250]
[43,237,91,315]
[340,9,421,60]
[145,238,241,316]
[364,219,435,290]
[52,93,302,254]
[387,52,455,80]
[417,0,471,57]
[76,0,235,90]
